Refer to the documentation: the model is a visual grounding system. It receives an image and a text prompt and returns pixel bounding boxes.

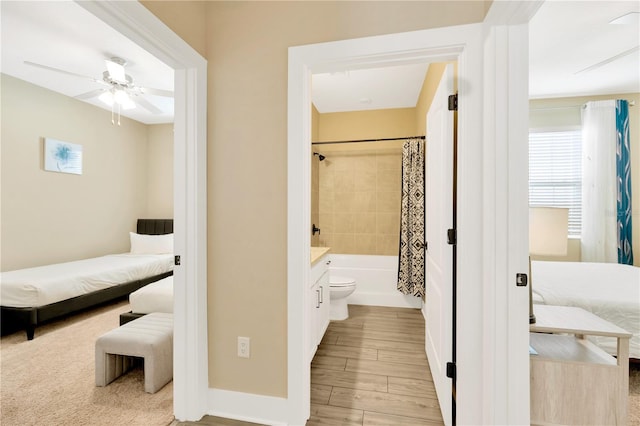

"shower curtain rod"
[312,135,425,145]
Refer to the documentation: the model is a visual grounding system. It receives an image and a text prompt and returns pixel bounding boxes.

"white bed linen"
[130,275,174,314]
[0,254,173,308]
[532,260,640,359]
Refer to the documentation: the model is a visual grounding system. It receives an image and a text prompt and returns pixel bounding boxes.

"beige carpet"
[0,300,173,426]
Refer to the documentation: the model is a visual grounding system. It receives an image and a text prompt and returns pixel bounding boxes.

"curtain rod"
[530,100,635,111]
[312,135,425,145]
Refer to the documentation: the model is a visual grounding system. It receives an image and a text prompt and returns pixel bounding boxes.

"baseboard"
[207,388,288,425]
[349,292,421,308]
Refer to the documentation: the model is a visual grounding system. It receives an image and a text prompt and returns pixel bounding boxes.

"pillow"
[130,232,173,254]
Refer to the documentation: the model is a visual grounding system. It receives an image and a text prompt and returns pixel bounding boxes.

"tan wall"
[530,93,640,266]
[141,0,207,59]
[318,108,415,142]
[147,124,174,218]
[145,0,488,398]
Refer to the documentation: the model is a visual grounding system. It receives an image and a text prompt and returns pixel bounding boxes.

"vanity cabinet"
[308,253,331,362]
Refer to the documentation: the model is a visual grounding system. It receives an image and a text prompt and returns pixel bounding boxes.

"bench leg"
[96,350,133,387]
[143,347,173,393]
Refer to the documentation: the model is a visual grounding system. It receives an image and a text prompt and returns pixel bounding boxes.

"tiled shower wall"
[317,148,402,255]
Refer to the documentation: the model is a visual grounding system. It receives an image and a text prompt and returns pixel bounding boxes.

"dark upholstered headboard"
[137,219,173,235]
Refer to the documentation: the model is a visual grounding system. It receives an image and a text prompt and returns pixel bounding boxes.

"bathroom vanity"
[308,247,331,362]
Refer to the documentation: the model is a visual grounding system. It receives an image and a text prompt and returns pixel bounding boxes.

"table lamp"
[528,207,569,324]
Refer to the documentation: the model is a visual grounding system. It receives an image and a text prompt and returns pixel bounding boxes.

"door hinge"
[448,94,458,111]
[174,255,181,266]
[447,228,456,245]
[446,362,456,379]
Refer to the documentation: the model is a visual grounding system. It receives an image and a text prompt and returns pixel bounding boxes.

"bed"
[0,219,174,340]
[119,275,174,325]
[531,260,640,359]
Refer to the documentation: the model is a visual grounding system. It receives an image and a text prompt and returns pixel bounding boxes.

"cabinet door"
[307,281,320,362]
[317,269,330,340]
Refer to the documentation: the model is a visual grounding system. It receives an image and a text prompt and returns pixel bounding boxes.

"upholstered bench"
[95,312,173,393]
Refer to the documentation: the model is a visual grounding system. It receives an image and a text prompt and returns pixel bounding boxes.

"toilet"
[329,275,357,320]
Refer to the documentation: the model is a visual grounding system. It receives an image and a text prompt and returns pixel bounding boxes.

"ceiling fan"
[24,56,173,117]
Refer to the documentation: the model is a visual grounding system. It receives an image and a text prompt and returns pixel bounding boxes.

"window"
[529,129,582,237]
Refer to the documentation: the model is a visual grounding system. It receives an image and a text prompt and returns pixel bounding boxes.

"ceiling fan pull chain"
[117,103,121,126]
[111,103,115,126]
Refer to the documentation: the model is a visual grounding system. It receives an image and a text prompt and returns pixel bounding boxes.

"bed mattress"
[532,260,640,358]
[0,254,173,308]
[129,275,173,314]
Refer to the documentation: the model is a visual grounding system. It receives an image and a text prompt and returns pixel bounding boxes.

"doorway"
[287,20,531,425]
[80,2,208,421]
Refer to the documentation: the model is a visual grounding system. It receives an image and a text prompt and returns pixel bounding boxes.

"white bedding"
[531,260,640,359]
[0,254,173,308]
[130,275,174,314]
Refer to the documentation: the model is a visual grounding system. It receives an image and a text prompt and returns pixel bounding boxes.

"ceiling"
[313,0,640,112]
[312,63,430,113]
[1,1,638,121]
[0,1,174,125]
[529,0,640,99]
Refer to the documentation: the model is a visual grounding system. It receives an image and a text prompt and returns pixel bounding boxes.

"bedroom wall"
[529,93,640,266]
[143,0,488,398]
[0,74,161,271]
[147,124,174,218]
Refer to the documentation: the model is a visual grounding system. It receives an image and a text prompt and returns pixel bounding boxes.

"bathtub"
[328,254,422,309]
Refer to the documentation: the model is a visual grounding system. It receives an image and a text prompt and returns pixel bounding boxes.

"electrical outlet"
[237,336,250,358]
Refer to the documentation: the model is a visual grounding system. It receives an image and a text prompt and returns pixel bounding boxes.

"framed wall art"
[44,138,82,175]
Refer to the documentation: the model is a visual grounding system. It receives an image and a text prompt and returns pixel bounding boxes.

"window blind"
[529,129,582,236]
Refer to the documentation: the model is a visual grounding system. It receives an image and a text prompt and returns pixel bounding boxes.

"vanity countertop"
[311,247,331,265]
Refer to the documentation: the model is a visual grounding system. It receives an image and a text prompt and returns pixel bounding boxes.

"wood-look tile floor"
[307,304,443,426]
[173,305,443,426]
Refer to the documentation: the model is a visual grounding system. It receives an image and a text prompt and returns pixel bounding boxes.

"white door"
[424,64,454,425]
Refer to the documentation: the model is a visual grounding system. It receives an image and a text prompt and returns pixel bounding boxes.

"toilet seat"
[330,276,356,287]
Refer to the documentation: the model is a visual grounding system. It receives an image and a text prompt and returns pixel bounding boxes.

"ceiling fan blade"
[133,96,163,114]
[24,61,107,86]
[140,87,174,98]
[74,88,108,100]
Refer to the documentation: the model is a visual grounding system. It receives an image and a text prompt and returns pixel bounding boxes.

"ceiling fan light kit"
[23,55,174,125]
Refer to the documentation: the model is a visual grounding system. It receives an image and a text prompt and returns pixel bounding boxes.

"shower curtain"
[581,99,633,264]
[397,138,426,297]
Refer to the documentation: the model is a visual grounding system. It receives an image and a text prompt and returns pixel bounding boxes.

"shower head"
[313,152,326,161]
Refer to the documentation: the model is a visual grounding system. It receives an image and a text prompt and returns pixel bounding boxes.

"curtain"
[397,138,425,297]
[581,100,634,264]
[616,100,634,264]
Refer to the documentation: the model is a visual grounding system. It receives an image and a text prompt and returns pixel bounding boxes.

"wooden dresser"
[530,305,631,425]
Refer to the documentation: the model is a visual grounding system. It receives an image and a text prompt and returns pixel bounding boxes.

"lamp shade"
[529,207,569,256]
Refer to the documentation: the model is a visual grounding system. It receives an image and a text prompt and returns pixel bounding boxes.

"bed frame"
[1,219,174,340]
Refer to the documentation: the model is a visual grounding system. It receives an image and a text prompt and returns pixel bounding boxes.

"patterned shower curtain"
[397,138,425,297]
[616,100,634,264]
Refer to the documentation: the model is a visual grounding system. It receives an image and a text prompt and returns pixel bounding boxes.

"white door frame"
[288,23,485,426]
[77,1,209,421]
[288,3,541,425]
